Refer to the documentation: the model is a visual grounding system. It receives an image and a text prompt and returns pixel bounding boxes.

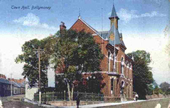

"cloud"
[124,33,170,84]
[126,0,162,4]
[117,8,166,23]
[141,11,166,17]
[14,13,57,30]
[116,8,139,23]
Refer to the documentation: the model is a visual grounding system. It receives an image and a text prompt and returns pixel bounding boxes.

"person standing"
[0,98,3,108]
[135,93,139,101]
[76,92,80,108]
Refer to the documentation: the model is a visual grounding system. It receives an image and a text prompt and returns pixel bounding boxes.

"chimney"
[60,21,66,31]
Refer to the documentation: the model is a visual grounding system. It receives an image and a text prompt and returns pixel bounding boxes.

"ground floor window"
[111,78,114,94]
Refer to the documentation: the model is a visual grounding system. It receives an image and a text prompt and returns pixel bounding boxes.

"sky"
[0,0,170,86]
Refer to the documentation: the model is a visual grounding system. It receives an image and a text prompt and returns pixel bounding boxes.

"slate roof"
[109,4,119,19]
[11,81,21,87]
[10,81,25,88]
[98,31,109,39]
[107,24,121,45]
[0,78,10,85]
[98,28,126,47]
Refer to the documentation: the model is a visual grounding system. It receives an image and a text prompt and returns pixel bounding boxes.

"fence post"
[64,90,66,101]
[85,92,87,105]
[92,92,94,104]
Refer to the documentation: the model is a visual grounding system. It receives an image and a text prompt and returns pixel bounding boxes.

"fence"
[34,92,104,103]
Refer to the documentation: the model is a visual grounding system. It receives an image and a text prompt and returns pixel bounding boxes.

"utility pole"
[10,73,12,96]
[38,47,41,105]
[34,46,44,105]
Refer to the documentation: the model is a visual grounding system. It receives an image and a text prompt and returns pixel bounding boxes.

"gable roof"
[79,18,98,34]
[71,18,108,41]
[70,18,97,34]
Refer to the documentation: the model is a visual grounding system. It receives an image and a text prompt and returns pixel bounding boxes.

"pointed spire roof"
[107,24,126,49]
[109,4,119,19]
[107,24,121,46]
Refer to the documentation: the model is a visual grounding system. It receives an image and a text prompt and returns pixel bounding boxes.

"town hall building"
[58,4,133,101]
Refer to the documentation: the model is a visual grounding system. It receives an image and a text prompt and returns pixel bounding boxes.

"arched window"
[121,57,124,75]
[127,63,129,78]
[108,51,111,72]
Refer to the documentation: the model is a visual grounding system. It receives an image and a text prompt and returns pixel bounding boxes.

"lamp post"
[10,73,12,96]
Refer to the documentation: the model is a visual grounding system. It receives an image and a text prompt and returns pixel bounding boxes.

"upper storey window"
[121,57,124,75]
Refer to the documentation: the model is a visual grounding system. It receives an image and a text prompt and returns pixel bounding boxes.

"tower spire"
[109,3,119,29]
[109,3,119,19]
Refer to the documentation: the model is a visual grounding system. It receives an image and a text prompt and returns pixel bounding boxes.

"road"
[3,101,45,108]
[0,95,46,108]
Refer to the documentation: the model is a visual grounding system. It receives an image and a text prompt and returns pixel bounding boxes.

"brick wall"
[70,18,133,99]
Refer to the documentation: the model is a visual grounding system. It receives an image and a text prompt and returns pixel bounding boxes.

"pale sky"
[0,0,170,86]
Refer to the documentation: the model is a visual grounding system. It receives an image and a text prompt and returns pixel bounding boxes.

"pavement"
[22,98,146,108]
[0,96,169,108]
[58,100,145,108]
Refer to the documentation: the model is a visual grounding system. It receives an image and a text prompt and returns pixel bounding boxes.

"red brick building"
[58,4,133,100]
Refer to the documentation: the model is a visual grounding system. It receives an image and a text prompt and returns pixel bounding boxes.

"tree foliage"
[15,36,56,87]
[53,30,104,100]
[52,30,103,73]
[128,50,154,99]
[160,82,170,94]
[16,29,104,98]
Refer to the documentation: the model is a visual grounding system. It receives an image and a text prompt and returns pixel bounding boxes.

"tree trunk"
[67,82,71,101]
[71,84,74,100]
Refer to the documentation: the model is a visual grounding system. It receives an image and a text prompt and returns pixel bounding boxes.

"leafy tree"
[128,50,154,99]
[52,30,104,100]
[74,73,106,93]
[15,36,56,88]
[160,82,170,94]
[147,84,154,95]
[153,85,162,95]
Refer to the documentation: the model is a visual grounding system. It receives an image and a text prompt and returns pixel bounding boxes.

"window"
[127,63,129,78]
[121,58,124,75]
[111,78,114,94]
[108,51,111,72]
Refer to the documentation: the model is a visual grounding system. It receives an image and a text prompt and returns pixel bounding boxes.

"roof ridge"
[79,18,108,40]
[79,18,98,33]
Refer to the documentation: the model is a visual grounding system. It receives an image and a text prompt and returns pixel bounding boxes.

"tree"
[128,50,154,99]
[160,82,170,94]
[15,36,55,88]
[147,84,154,95]
[52,30,104,100]
[154,85,160,95]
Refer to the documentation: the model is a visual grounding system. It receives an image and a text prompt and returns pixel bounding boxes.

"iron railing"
[34,92,104,102]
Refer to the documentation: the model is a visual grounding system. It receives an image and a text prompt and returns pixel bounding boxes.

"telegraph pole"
[38,47,41,105]
[34,46,44,105]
